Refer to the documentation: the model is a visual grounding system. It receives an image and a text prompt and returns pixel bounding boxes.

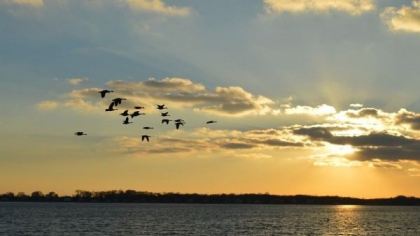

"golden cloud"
[382,0,420,33]
[126,0,190,16]
[61,78,279,116]
[264,0,375,15]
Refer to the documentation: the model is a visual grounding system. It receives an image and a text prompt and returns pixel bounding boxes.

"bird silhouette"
[161,119,172,125]
[134,106,145,109]
[105,102,118,111]
[161,112,170,117]
[130,111,145,118]
[123,117,132,125]
[141,135,151,142]
[206,120,217,124]
[74,131,87,136]
[143,126,154,130]
[174,119,185,123]
[156,104,167,110]
[112,98,127,106]
[120,110,129,116]
[175,121,185,130]
[98,89,113,98]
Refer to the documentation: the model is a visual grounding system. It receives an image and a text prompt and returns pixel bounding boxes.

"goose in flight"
[143,126,154,130]
[120,110,129,116]
[206,120,217,124]
[141,135,151,142]
[134,106,145,110]
[156,104,167,110]
[74,131,87,136]
[123,117,132,125]
[161,119,171,125]
[161,112,170,117]
[112,98,127,106]
[98,89,113,98]
[105,102,118,111]
[130,111,145,118]
[175,121,185,130]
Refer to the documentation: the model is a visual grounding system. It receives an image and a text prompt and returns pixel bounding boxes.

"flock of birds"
[74,89,217,142]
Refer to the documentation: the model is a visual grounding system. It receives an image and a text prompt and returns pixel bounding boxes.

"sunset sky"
[1,0,420,197]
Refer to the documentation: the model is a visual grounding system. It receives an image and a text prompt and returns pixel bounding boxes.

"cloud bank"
[55,77,279,116]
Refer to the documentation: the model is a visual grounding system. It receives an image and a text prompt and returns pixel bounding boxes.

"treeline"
[1,190,420,205]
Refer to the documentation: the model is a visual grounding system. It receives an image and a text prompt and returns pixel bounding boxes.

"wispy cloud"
[67,77,88,86]
[382,0,420,33]
[125,0,191,16]
[36,100,58,110]
[264,0,375,15]
[0,0,44,7]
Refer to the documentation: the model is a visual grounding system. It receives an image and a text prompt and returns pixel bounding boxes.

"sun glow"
[327,144,357,156]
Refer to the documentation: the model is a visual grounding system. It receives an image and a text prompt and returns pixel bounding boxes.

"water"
[1,203,419,235]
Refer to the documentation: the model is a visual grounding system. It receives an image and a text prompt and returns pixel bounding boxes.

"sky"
[1,0,420,197]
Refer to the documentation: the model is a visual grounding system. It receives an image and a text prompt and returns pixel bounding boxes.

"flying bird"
[141,135,151,142]
[123,117,132,125]
[161,119,171,125]
[105,102,117,111]
[161,112,170,117]
[74,131,87,136]
[156,104,167,110]
[206,120,217,124]
[112,98,127,106]
[130,111,145,118]
[134,106,145,110]
[143,126,154,130]
[175,121,185,130]
[174,119,185,123]
[120,110,129,116]
[98,89,113,98]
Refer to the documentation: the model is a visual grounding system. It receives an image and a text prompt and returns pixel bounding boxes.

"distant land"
[1,190,420,205]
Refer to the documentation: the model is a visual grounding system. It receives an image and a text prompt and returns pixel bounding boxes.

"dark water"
[1,203,420,235]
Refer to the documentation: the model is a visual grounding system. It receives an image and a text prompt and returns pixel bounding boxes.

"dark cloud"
[346,108,380,118]
[294,126,420,162]
[221,142,257,149]
[396,109,420,130]
[252,138,304,147]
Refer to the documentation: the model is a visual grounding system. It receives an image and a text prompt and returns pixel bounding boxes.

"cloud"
[350,103,364,108]
[293,125,420,162]
[67,77,88,86]
[382,0,420,33]
[345,108,380,118]
[58,77,278,116]
[125,0,191,16]
[395,109,420,130]
[36,100,58,110]
[264,0,375,15]
[112,127,305,155]
[0,0,43,7]
[284,104,336,116]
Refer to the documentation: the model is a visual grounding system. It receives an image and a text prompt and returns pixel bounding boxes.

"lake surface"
[1,202,420,235]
